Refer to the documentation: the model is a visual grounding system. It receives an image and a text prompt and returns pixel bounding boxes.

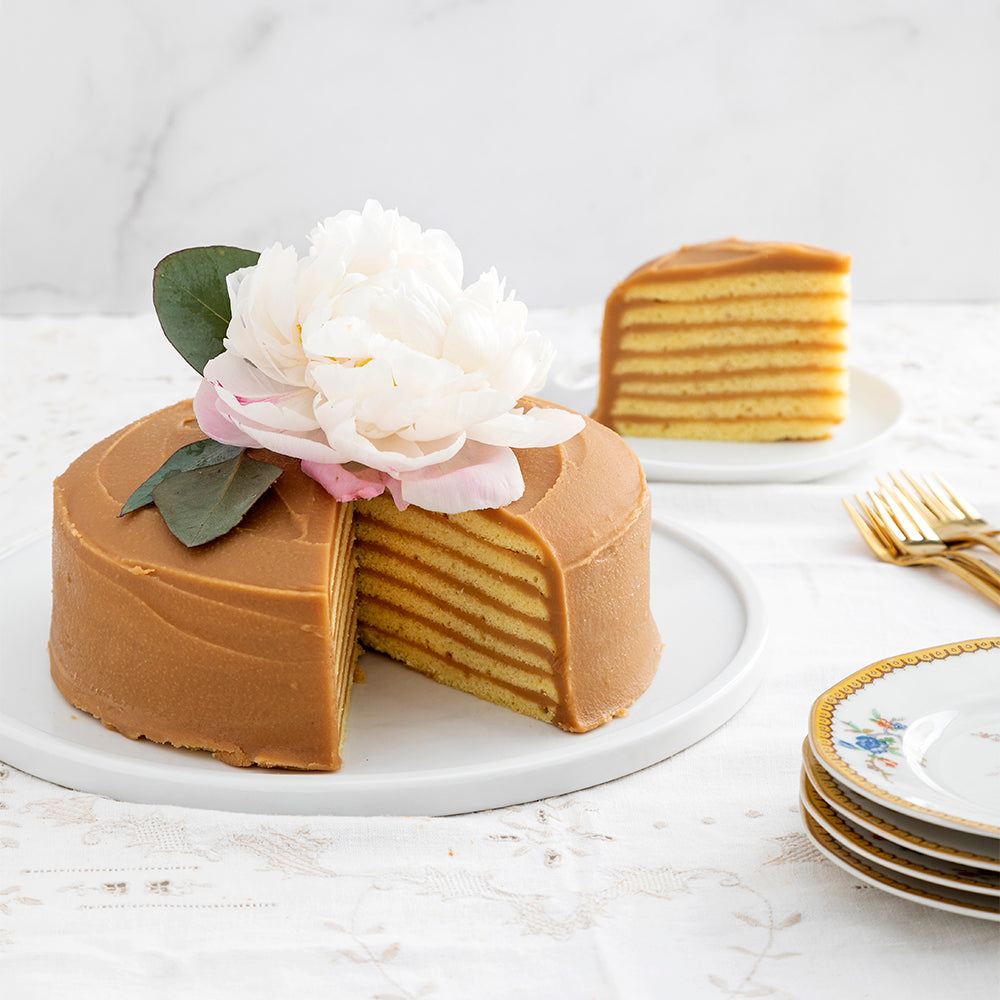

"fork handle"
[945,549,1000,589]
[928,554,1000,607]
[967,530,1000,557]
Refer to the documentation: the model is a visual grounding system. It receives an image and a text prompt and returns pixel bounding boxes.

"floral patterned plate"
[801,739,1000,871]
[800,807,1000,922]
[809,639,1000,837]
[800,772,1000,895]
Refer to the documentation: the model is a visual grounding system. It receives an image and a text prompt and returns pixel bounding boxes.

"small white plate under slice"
[809,639,1000,837]
[0,518,766,817]
[546,367,902,484]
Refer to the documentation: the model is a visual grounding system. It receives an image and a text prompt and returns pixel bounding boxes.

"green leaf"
[120,438,247,515]
[153,245,260,373]
[151,452,283,547]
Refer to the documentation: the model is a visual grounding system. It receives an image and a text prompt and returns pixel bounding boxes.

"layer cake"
[50,400,662,770]
[592,239,851,441]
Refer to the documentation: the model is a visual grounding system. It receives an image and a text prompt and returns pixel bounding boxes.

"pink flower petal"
[192,380,259,448]
[301,461,389,502]
[395,442,523,514]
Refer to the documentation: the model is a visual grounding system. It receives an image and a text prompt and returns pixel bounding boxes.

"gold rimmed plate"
[801,739,1000,872]
[800,808,1000,922]
[809,638,1000,837]
[800,772,1000,896]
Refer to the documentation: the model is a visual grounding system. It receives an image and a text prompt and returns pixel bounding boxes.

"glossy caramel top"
[625,238,851,282]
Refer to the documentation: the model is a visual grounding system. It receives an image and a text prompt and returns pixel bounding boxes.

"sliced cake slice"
[593,238,851,442]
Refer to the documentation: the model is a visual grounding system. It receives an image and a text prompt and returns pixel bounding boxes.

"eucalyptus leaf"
[120,438,247,515]
[153,245,260,374]
[152,452,283,547]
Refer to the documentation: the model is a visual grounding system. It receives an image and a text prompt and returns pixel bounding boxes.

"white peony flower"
[193,200,583,513]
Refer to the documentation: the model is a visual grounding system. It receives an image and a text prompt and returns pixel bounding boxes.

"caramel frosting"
[501,406,661,729]
[50,399,661,767]
[623,238,851,283]
[50,402,355,769]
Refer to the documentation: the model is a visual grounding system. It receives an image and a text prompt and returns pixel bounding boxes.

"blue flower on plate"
[837,710,907,778]
[842,734,890,754]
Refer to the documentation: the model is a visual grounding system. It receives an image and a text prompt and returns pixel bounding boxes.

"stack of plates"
[802,638,1000,921]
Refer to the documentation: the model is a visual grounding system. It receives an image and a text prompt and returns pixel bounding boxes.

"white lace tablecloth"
[2,304,999,997]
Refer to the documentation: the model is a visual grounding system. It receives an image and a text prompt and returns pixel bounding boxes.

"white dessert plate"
[809,639,1000,837]
[800,808,1000,922]
[801,739,1000,871]
[800,772,1000,895]
[0,518,766,817]
[545,367,902,484]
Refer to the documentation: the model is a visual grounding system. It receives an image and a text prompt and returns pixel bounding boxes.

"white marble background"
[1,0,999,315]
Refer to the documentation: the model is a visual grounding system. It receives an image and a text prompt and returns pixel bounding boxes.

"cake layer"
[618,323,848,353]
[610,393,848,421]
[619,295,849,327]
[611,346,847,376]
[617,369,848,396]
[613,417,841,442]
[623,270,849,302]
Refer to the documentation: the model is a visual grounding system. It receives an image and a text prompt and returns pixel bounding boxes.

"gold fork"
[875,484,1000,589]
[843,491,1000,606]
[890,472,1000,556]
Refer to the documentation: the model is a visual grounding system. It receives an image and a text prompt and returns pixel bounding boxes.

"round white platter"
[0,518,766,817]
[809,639,1000,837]
[545,367,902,484]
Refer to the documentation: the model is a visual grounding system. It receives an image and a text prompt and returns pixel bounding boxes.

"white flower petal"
[467,406,586,448]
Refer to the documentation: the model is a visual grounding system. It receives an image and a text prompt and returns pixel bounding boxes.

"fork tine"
[928,472,985,520]
[877,481,942,541]
[863,491,907,547]
[893,472,954,520]
[869,488,910,542]
[843,497,893,558]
